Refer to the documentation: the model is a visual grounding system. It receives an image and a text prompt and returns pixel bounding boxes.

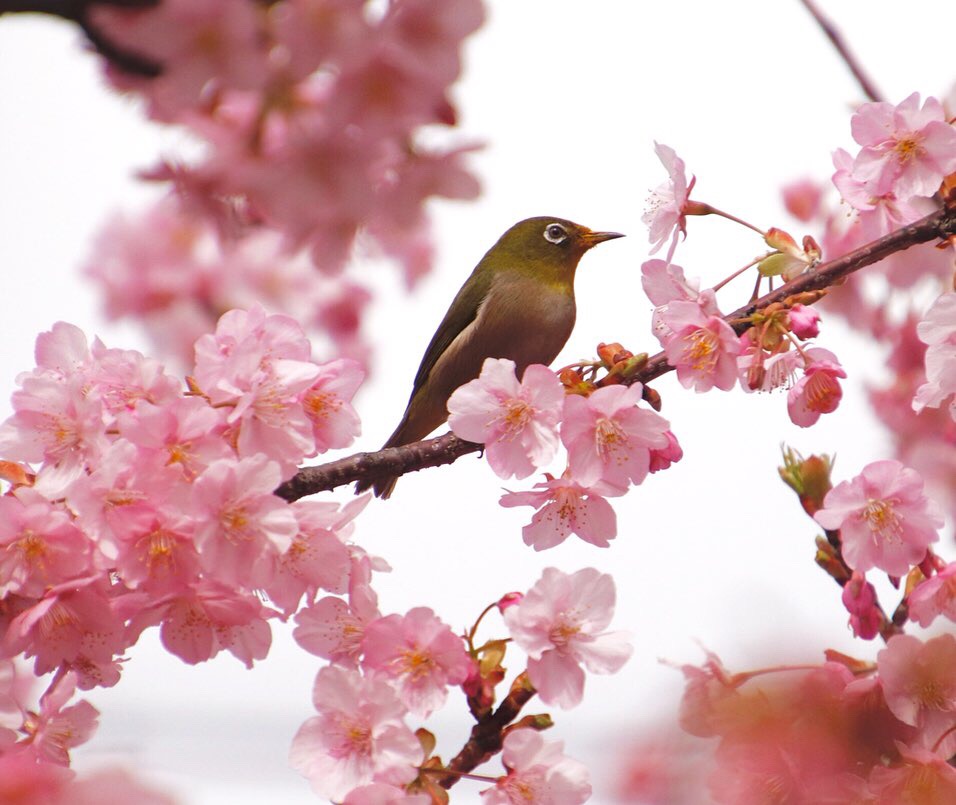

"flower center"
[862,498,902,542]
[399,648,436,680]
[548,618,581,648]
[594,417,628,463]
[684,327,718,372]
[303,389,341,423]
[220,505,251,541]
[893,134,923,164]
[494,399,534,440]
[13,530,47,566]
[804,370,840,412]
[138,527,181,578]
[329,715,373,759]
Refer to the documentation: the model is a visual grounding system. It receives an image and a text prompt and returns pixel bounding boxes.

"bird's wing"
[408,264,491,395]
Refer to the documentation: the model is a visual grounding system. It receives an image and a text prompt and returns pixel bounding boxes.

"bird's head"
[487,216,624,283]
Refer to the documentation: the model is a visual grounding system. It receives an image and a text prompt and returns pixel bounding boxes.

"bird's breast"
[470,272,576,372]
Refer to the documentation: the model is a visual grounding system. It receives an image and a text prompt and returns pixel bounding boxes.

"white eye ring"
[543,223,568,244]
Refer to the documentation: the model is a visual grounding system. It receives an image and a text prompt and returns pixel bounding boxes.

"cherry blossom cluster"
[778,92,956,518]
[85,201,375,367]
[443,357,682,551]
[0,307,364,741]
[288,565,628,802]
[82,0,484,362]
[639,143,848,429]
[669,637,956,803]
[618,445,956,804]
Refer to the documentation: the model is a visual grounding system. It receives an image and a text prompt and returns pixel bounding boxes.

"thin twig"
[278,207,956,501]
[798,0,884,102]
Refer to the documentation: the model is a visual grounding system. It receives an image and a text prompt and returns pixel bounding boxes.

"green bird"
[358,216,624,498]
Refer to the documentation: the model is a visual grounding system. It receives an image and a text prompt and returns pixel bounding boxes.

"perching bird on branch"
[357,216,623,498]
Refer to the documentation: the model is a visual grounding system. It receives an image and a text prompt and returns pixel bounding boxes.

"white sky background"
[1,1,954,803]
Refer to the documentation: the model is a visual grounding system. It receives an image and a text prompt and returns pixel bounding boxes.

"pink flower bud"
[496,592,524,612]
[788,304,821,339]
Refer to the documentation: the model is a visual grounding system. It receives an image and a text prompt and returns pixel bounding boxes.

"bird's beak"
[580,229,625,248]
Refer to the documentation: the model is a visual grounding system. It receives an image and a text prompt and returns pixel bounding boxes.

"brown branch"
[798,0,883,102]
[436,672,538,789]
[0,0,162,77]
[279,206,956,502]
[275,433,482,502]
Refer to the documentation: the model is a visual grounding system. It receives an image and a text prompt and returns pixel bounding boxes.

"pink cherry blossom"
[361,607,474,716]
[117,396,232,480]
[0,374,109,495]
[90,0,269,121]
[642,142,695,263]
[877,633,956,757]
[301,358,364,453]
[641,260,719,347]
[192,305,324,473]
[265,496,366,616]
[781,178,824,222]
[190,455,299,588]
[0,488,90,599]
[676,650,738,738]
[561,384,670,489]
[662,300,741,392]
[85,338,181,415]
[5,579,127,684]
[108,514,201,593]
[848,92,956,201]
[841,571,881,640]
[65,439,165,551]
[448,359,564,480]
[867,744,956,804]
[0,752,72,803]
[908,562,956,627]
[32,321,91,378]
[503,567,632,708]
[641,259,702,307]
[787,348,847,427]
[814,459,943,575]
[913,292,956,418]
[21,672,98,765]
[127,580,274,668]
[499,472,622,550]
[294,554,382,667]
[289,666,422,802]
[481,729,591,805]
[737,335,802,393]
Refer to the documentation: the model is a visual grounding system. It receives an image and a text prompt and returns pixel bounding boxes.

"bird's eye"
[543,223,568,244]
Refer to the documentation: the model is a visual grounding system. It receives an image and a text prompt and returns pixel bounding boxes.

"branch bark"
[436,672,538,789]
[0,0,161,77]
[279,207,956,502]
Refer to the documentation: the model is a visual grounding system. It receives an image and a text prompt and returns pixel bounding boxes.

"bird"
[357,216,624,498]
